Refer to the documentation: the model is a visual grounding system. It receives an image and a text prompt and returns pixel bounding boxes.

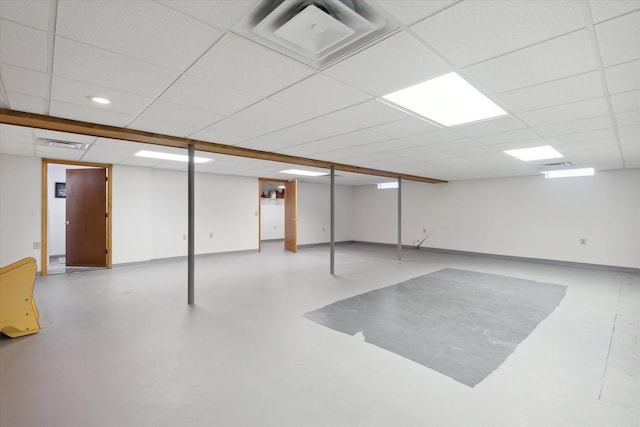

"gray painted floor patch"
[305,268,567,387]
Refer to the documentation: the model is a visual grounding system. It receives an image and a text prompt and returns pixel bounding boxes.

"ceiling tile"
[610,90,640,113]
[324,32,451,96]
[56,0,221,71]
[595,11,640,67]
[50,100,133,127]
[53,38,180,98]
[401,128,464,145]
[534,115,613,137]
[289,129,388,154]
[605,59,640,94]
[231,99,317,129]
[0,20,48,72]
[188,34,314,97]
[545,127,616,145]
[140,100,224,129]
[127,117,198,138]
[0,123,33,137]
[589,0,640,23]
[193,117,276,140]
[464,30,596,93]
[473,128,541,145]
[411,1,585,67]
[369,117,440,138]
[161,75,261,115]
[188,128,249,146]
[326,99,410,128]
[158,0,260,30]
[498,71,603,112]
[81,148,135,164]
[453,115,527,137]
[6,92,47,114]
[520,97,610,127]
[35,145,86,161]
[0,0,50,30]
[616,110,640,126]
[0,64,48,98]
[51,76,151,115]
[369,0,457,26]
[365,139,417,152]
[270,74,371,115]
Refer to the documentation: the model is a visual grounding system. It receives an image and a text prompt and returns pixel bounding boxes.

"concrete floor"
[1,242,638,426]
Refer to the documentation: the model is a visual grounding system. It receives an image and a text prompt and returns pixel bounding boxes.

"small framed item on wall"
[55,182,66,198]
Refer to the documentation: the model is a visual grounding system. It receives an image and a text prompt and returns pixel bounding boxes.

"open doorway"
[258,178,297,253]
[41,159,112,276]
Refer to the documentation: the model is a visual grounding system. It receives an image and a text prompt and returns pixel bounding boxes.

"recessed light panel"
[503,145,564,162]
[544,168,594,178]
[89,96,110,104]
[135,150,213,163]
[280,169,327,177]
[377,182,398,189]
[382,72,507,127]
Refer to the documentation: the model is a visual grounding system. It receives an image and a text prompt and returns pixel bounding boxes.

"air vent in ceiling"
[37,138,89,150]
[537,161,575,169]
[235,0,396,69]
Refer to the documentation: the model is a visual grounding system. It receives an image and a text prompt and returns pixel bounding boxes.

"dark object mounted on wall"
[55,182,66,198]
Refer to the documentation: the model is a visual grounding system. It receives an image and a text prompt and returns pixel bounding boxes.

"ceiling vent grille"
[37,138,89,150]
[234,0,396,69]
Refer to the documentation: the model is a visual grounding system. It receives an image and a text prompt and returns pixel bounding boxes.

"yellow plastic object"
[0,257,40,337]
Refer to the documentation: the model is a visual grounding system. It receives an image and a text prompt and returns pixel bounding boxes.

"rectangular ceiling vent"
[234,0,396,69]
[537,161,575,170]
[37,138,89,150]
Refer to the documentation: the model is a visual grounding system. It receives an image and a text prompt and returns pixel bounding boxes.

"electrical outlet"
[33,242,40,249]
[580,238,587,245]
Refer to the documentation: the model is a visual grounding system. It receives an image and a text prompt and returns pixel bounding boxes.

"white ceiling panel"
[324,32,451,96]
[192,117,276,140]
[533,115,613,137]
[453,115,527,137]
[545,127,616,145]
[231,99,317,129]
[127,117,198,138]
[326,99,410,128]
[589,0,640,23]
[471,128,540,145]
[411,0,585,67]
[616,110,640,126]
[53,38,180,98]
[369,0,458,26]
[610,90,640,113]
[0,64,48,98]
[519,97,609,127]
[369,117,440,138]
[0,123,33,137]
[270,74,371,115]
[498,71,603,112]
[56,0,221,71]
[6,93,47,114]
[158,0,260,30]
[0,0,50,30]
[188,34,314,97]
[50,100,134,128]
[35,145,86,161]
[161,75,261,115]
[281,129,388,155]
[595,11,640,67]
[0,20,48,72]
[604,60,640,94]
[81,148,135,164]
[139,100,225,129]
[402,128,464,145]
[464,30,596,93]
[365,139,417,153]
[50,76,151,115]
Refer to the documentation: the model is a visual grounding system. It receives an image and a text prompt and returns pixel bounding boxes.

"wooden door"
[66,168,108,267]
[284,180,297,253]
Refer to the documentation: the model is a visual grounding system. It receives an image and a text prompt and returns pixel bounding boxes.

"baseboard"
[113,248,259,269]
[297,241,357,249]
[350,241,640,274]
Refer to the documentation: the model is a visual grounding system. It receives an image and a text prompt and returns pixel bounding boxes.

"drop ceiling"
[0,0,638,185]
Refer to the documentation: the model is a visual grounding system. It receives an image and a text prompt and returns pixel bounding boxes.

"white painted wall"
[0,155,41,268]
[47,164,67,256]
[353,169,640,269]
[111,166,259,264]
[261,199,284,240]
[297,181,354,245]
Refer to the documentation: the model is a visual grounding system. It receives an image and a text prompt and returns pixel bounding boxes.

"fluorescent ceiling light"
[135,150,213,163]
[382,72,507,127]
[280,169,327,177]
[377,182,398,189]
[544,168,594,179]
[277,185,286,189]
[503,145,563,162]
[88,96,110,104]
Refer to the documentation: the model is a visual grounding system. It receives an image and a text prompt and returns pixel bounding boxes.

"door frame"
[258,177,291,252]
[41,158,113,276]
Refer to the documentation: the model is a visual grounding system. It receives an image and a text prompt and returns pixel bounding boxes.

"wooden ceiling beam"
[0,109,447,184]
